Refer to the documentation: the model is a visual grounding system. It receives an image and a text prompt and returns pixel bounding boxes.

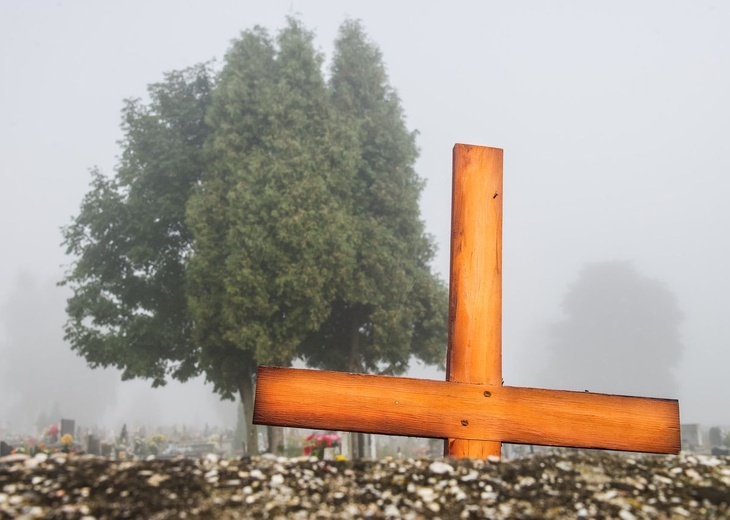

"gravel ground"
[1,451,728,519]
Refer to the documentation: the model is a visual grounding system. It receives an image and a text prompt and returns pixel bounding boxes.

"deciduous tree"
[60,64,213,385]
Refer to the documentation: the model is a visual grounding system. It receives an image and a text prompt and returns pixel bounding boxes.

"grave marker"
[100,442,113,458]
[254,144,680,457]
[0,440,12,457]
[60,418,75,438]
[87,434,101,456]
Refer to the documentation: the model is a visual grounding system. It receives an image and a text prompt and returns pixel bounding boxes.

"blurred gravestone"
[709,427,722,447]
[61,418,75,438]
[0,441,12,456]
[87,434,100,456]
[100,442,112,458]
[681,423,702,450]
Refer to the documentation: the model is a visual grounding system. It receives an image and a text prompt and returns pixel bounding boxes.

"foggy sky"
[1,1,728,430]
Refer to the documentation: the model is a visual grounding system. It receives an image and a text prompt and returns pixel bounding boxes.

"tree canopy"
[298,20,446,375]
[60,63,214,386]
[60,18,447,455]
[541,261,683,398]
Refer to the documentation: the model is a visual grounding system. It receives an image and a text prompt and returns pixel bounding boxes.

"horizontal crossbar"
[254,366,680,454]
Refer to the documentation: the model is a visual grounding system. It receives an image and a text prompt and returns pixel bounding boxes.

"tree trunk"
[267,426,284,455]
[351,431,361,460]
[347,309,366,458]
[239,374,259,456]
[347,309,362,374]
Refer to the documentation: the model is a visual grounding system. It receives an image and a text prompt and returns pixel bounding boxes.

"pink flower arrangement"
[303,432,341,458]
[42,424,60,444]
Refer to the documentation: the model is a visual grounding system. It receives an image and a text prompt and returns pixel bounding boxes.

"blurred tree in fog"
[542,261,683,398]
[0,274,117,432]
[60,18,447,456]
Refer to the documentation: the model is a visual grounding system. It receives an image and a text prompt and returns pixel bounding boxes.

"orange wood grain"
[254,366,681,454]
[446,144,504,458]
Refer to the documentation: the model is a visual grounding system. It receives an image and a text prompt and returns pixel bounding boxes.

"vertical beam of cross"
[445,144,504,458]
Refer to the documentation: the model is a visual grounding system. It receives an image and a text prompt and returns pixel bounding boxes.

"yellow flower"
[151,434,166,444]
[61,434,74,446]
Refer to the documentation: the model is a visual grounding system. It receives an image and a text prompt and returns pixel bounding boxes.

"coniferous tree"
[187,20,359,454]
[298,20,447,376]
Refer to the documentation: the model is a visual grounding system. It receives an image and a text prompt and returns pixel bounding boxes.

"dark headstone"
[61,418,75,438]
[711,446,730,457]
[87,434,101,456]
[0,440,12,456]
[100,442,112,458]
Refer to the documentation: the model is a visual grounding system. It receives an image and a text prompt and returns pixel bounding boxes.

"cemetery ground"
[1,449,729,519]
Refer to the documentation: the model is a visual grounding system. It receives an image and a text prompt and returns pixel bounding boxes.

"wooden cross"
[253,144,680,458]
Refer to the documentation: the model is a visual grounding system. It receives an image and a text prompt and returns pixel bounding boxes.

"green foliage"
[298,20,447,374]
[61,19,447,447]
[60,64,214,385]
[187,20,360,399]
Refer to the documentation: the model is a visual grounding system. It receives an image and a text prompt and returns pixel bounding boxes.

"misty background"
[1,1,728,433]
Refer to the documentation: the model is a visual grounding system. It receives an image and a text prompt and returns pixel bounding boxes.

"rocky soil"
[1,451,728,519]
